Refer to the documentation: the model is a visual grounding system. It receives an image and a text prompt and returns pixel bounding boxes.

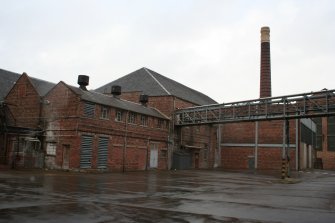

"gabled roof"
[65,83,169,120]
[0,69,20,100]
[0,68,55,100]
[95,67,217,105]
[29,76,56,97]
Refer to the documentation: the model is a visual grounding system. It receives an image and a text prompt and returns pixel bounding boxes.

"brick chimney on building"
[260,26,271,98]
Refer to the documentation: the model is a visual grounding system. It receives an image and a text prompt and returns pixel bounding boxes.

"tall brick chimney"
[260,26,271,98]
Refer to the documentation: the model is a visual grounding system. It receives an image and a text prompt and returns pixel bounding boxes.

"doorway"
[194,152,199,169]
[150,144,158,168]
[62,145,70,170]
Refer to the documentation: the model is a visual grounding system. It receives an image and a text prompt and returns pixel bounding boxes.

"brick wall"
[5,74,41,128]
[222,147,296,170]
[316,117,335,170]
[44,83,169,171]
[221,120,297,170]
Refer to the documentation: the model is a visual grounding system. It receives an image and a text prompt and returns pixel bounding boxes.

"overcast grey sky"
[1,0,334,103]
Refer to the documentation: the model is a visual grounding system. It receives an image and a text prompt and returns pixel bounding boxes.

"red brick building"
[218,27,324,171]
[315,117,335,169]
[95,67,219,170]
[43,76,170,171]
[0,71,55,168]
[1,27,333,172]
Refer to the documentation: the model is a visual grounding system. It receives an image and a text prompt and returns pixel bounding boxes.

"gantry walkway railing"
[174,89,335,126]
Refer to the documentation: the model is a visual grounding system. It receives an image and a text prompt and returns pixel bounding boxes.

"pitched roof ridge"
[30,75,56,85]
[143,67,171,95]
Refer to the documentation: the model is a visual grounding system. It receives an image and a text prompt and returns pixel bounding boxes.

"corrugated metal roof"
[95,67,217,105]
[67,84,169,119]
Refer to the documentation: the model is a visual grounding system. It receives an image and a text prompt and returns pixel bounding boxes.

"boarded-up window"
[84,102,95,118]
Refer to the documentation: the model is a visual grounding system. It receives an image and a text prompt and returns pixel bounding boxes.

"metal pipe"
[255,121,259,169]
[296,119,299,170]
[123,111,129,173]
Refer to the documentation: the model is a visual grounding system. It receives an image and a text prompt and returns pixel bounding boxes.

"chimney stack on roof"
[260,26,271,98]
[78,75,89,91]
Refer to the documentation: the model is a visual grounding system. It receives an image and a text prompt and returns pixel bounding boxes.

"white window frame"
[46,143,57,156]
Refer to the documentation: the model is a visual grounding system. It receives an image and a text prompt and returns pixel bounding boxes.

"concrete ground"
[0,169,334,223]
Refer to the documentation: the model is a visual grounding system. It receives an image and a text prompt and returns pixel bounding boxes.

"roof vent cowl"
[78,75,89,91]
[111,85,121,97]
[139,94,149,106]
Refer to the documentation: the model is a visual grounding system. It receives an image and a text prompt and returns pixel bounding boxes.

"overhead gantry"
[175,89,335,126]
[174,89,335,179]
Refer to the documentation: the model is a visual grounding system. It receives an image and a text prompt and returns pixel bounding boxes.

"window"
[128,112,137,124]
[328,117,335,151]
[115,110,123,122]
[157,119,164,128]
[100,106,109,119]
[83,102,95,118]
[46,143,57,156]
[141,115,148,126]
[203,149,208,161]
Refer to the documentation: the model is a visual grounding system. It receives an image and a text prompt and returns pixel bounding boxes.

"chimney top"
[111,85,121,97]
[78,75,89,91]
[139,94,149,106]
[261,26,270,43]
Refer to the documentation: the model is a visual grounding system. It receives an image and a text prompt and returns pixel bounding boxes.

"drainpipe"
[296,119,299,170]
[123,111,129,173]
[255,121,259,169]
[216,124,222,168]
[146,137,150,170]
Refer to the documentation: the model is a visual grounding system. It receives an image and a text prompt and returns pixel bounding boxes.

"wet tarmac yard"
[0,170,335,223]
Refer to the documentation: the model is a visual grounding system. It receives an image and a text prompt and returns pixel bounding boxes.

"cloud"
[1,0,334,102]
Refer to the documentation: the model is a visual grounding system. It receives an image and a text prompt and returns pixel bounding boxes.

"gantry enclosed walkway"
[175,89,335,126]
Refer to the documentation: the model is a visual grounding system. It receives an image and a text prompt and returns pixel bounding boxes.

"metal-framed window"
[128,112,137,124]
[115,110,123,122]
[141,115,148,126]
[100,106,109,119]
